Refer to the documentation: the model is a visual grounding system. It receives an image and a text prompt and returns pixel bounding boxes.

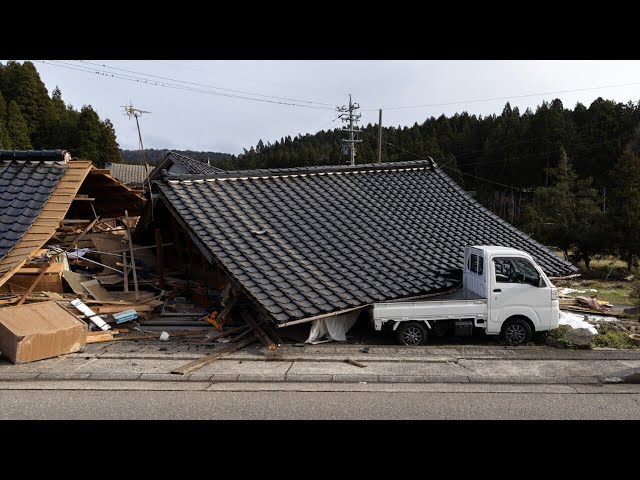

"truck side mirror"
[538,277,546,288]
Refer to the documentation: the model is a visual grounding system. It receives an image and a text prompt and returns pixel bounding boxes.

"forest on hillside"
[230,98,640,270]
[3,60,640,270]
[0,61,119,167]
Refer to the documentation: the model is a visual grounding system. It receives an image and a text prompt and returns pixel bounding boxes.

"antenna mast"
[122,102,151,167]
[337,94,362,166]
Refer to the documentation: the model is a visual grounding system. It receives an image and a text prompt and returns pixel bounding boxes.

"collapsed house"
[146,158,577,338]
[0,150,146,296]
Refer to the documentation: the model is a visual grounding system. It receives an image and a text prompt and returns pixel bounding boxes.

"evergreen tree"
[74,106,102,164]
[608,147,640,270]
[0,91,10,149]
[571,176,605,269]
[525,148,579,259]
[6,101,32,149]
[99,119,121,166]
[0,61,54,147]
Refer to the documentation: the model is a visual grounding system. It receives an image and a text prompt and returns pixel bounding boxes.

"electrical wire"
[76,60,336,107]
[364,82,640,111]
[38,60,337,111]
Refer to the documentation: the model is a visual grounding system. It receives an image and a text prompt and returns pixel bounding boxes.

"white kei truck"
[372,246,560,346]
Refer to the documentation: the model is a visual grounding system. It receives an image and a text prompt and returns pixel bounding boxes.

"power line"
[364,81,640,111]
[313,115,342,133]
[381,139,525,190]
[76,60,335,107]
[38,60,337,112]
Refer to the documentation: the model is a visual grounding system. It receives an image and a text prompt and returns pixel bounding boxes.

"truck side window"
[493,257,540,286]
[493,258,512,283]
[478,256,483,275]
[470,254,478,274]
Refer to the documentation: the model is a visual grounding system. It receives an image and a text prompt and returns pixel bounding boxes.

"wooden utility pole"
[377,109,383,163]
[124,210,140,301]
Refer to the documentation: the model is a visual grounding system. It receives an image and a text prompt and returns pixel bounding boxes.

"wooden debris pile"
[559,292,613,314]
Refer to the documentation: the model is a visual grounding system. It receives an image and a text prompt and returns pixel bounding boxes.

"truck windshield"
[493,257,540,286]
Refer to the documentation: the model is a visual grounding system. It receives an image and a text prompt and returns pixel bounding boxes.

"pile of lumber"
[559,293,613,314]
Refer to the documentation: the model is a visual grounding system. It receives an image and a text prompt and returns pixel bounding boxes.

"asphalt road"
[2,386,640,419]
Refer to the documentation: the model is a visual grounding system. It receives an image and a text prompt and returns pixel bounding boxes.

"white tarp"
[306,311,360,344]
[558,310,618,334]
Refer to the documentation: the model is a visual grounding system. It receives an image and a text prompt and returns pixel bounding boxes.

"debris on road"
[345,358,367,368]
[0,302,87,364]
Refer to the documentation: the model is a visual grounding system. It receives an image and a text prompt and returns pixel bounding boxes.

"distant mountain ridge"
[119,148,234,165]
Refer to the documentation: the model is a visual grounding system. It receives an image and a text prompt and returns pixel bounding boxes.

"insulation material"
[306,311,359,344]
[558,311,617,334]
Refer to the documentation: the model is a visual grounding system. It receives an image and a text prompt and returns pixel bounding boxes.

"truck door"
[487,256,550,333]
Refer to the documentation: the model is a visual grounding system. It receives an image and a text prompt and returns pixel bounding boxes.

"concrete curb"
[0,373,618,385]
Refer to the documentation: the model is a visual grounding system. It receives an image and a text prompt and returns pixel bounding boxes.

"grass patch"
[555,278,638,305]
[547,325,576,348]
[591,330,638,349]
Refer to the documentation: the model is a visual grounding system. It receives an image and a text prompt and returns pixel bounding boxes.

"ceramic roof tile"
[106,163,154,185]
[157,160,577,324]
[0,159,67,260]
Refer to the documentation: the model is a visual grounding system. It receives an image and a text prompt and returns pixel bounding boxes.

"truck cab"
[372,245,560,345]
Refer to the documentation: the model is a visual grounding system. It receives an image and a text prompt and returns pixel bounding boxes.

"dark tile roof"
[106,162,154,185]
[148,152,224,182]
[0,159,67,260]
[169,152,224,174]
[157,160,578,325]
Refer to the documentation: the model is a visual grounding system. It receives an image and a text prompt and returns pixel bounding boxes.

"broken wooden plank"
[345,358,367,368]
[86,332,114,343]
[62,271,91,295]
[81,279,116,302]
[122,252,129,292]
[171,336,257,375]
[71,216,100,246]
[125,210,139,302]
[109,291,154,302]
[211,295,237,329]
[95,274,124,285]
[17,262,50,306]
[43,291,65,300]
[239,309,277,351]
[0,296,19,305]
[92,304,153,314]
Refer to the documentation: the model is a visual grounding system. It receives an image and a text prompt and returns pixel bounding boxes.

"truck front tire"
[501,317,532,345]
[395,322,428,346]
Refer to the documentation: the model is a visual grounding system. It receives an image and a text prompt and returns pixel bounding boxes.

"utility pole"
[377,109,383,164]
[337,94,362,166]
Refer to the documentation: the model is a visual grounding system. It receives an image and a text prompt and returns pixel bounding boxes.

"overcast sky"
[25,60,640,155]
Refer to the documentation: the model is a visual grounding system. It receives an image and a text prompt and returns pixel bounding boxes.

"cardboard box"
[0,302,87,364]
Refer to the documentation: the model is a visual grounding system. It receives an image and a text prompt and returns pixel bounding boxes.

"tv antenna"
[122,102,151,167]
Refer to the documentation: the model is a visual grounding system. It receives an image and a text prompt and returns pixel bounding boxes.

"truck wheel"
[396,322,427,346]
[501,317,532,345]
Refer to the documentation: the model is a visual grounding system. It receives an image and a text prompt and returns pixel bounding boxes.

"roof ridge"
[0,150,70,163]
[161,159,434,182]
